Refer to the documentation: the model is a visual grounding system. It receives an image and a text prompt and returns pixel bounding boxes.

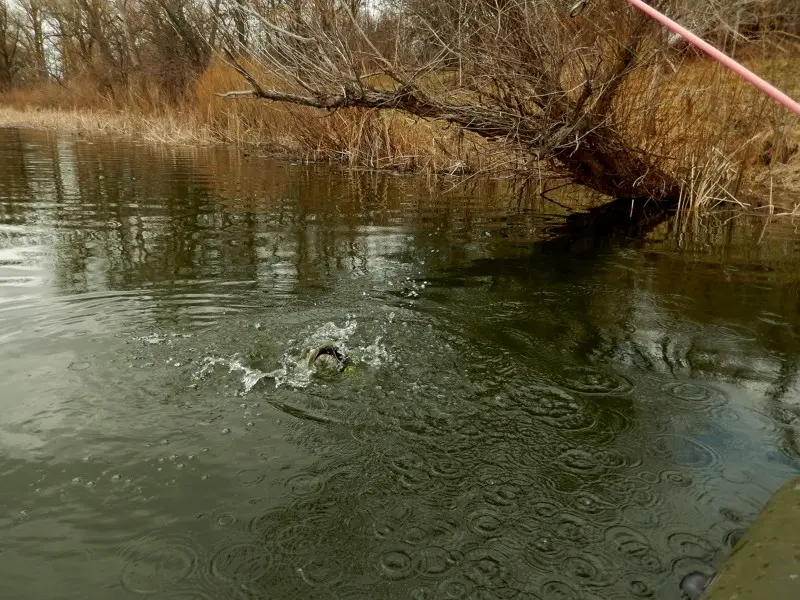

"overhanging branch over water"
[219,49,681,205]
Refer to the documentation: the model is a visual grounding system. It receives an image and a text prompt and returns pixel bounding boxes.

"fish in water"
[307,344,353,374]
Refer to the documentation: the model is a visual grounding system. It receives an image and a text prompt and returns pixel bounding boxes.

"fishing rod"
[571,0,800,118]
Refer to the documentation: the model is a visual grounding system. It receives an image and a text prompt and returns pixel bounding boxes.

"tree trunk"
[0,2,19,89]
[118,1,141,70]
[28,1,47,79]
[234,0,247,50]
[208,0,223,49]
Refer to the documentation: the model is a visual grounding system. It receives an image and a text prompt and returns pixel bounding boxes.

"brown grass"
[0,60,496,175]
[0,105,214,145]
[611,42,800,226]
[192,59,500,173]
[1,53,798,212]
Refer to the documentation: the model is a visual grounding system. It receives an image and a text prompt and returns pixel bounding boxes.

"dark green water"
[1,127,800,600]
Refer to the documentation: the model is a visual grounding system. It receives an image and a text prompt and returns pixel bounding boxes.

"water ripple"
[209,542,271,583]
[557,366,634,396]
[118,533,201,594]
[647,435,721,470]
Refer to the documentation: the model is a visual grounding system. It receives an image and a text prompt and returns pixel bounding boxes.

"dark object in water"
[680,571,716,600]
[308,344,351,373]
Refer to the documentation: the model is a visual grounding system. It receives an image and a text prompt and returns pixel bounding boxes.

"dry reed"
[1,49,798,217]
[193,59,494,172]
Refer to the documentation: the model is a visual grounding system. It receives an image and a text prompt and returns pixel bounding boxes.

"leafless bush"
[210,0,796,205]
[1,0,797,210]
[0,0,23,90]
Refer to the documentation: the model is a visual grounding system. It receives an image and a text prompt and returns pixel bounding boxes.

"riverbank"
[0,102,502,176]
[701,476,800,600]
[0,61,501,177]
[2,56,798,215]
[0,105,215,145]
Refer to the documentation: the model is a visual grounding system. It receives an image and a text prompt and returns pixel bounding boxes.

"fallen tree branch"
[212,0,693,203]
[222,48,268,98]
[215,89,259,98]
[218,79,680,201]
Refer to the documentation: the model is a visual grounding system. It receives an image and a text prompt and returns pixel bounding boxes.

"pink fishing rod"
[622,0,800,117]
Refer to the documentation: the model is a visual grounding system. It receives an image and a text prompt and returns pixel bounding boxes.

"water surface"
[1,128,800,599]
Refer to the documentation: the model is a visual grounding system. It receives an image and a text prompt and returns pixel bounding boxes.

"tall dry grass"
[0,59,493,174]
[193,59,498,173]
[613,40,800,228]
[1,51,798,215]
[0,73,215,144]
[0,105,214,145]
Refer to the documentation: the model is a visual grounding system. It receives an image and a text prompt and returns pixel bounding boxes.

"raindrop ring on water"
[662,382,727,410]
[376,547,414,581]
[558,366,634,396]
[118,533,200,594]
[284,472,324,497]
[648,435,721,470]
[235,469,265,486]
[467,508,506,537]
[209,542,271,583]
[296,557,343,587]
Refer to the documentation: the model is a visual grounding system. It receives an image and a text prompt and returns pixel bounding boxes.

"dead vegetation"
[0,0,798,217]
[195,59,500,172]
[210,0,799,206]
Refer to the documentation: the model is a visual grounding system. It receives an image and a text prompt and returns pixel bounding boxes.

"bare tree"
[38,0,213,98]
[141,0,211,96]
[19,0,48,79]
[215,0,687,200]
[208,0,223,49]
[1,0,794,207]
[0,0,22,89]
[214,0,797,203]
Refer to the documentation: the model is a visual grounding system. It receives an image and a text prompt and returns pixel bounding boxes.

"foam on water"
[194,356,272,393]
[192,316,383,392]
[360,335,392,368]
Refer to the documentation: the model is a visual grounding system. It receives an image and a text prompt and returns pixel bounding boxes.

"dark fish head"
[310,344,351,373]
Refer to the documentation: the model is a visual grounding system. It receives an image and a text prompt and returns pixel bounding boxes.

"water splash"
[361,335,392,368]
[194,356,271,393]
[137,333,168,346]
[193,317,369,392]
[308,316,358,344]
[135,332,193,346]
[271,352,313,389]
[273,317,359,389]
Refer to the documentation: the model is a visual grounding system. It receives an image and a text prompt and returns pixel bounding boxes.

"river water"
[1,127,799,599]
